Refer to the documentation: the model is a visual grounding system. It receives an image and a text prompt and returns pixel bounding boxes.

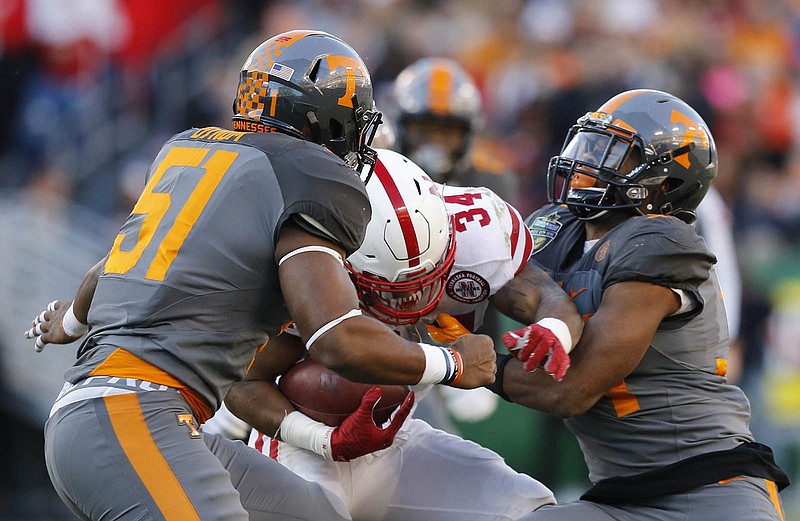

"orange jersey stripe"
[718,477,746,485]
[715,357,728,377]
[766,479,786,521]
[91,348,213,423]
[605,380,640,417]
[105,393,202,521]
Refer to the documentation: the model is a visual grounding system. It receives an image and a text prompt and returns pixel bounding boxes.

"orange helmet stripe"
[243,30,313,72]
[598,89,644,114]
[612,119,636,133]
[428,66,452,116]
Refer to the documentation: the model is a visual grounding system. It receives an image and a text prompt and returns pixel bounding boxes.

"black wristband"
[484,353,513,402]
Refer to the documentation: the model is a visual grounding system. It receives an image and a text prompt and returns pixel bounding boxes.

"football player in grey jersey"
[488,89,790,521]
[23,30,497,521]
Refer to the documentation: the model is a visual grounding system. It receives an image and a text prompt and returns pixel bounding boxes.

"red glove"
[330,387,415,462]
[502,319,571,381]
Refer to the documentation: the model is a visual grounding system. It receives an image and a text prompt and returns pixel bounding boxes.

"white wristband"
[536,317,573,354]
[278,411,335,460]
[61,303,90,338]
[417,343,461,385]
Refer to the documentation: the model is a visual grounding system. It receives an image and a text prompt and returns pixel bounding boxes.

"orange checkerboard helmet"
[392,57,482,182]
[547,89,717,223]
[232,30,382,175]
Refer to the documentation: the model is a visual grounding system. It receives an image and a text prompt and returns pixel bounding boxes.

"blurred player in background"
[222,148,584,521]
[390,57,518,202]
[695,185,743,380]
[23,30,498,521]
[489,89,789,521]
[389,56,522,427]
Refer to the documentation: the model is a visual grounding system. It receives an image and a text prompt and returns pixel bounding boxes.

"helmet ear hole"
[329,119,344,140]
[306,112,321,144]
[663,178,684,193]
[308,58,322,82]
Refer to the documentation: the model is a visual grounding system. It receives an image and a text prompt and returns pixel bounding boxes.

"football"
[278,357,411,427]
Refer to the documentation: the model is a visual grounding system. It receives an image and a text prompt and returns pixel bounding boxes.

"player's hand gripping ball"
[279,357,412,427]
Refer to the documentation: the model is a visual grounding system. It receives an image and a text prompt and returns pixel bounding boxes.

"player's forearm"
[225,381,293,438]
[499,356,589,417]
[534,286,583,350]
[72,256,107,322]
[491,263,583,349]
[309,316,429,384]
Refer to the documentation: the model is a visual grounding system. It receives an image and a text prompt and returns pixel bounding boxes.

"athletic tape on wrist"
[535,317,573,354]
[278,411,336,460]
[61,303,89,338]
[417,343,462,385]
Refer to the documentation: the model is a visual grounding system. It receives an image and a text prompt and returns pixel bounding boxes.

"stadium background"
[1,0,799,519]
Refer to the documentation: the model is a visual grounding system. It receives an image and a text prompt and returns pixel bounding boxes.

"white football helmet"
[347,149,456,326]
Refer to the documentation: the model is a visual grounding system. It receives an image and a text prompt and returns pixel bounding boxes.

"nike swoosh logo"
[568,287,586,299]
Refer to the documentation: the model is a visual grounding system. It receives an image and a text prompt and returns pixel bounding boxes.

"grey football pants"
[45,389,350,520]
[517,476,786,521]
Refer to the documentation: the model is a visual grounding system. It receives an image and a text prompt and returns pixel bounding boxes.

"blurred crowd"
[2,0,800,515]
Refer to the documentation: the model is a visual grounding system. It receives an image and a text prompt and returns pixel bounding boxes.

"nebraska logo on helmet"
[446,271,489,304]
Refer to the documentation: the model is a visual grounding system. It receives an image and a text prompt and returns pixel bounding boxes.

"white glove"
[202,402,252,441]
[439,385,499,423]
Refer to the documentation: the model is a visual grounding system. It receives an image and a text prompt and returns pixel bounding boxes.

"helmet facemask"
[348,223,456,326]
[400,117,472,183]
[351,104,382,183]
[548,114,648,220]
[548,110,708,223]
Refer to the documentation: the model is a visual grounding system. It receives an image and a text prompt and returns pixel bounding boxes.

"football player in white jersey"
[221,148,584,521]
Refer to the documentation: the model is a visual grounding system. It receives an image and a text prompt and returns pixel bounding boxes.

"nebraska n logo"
[528,214,562,253]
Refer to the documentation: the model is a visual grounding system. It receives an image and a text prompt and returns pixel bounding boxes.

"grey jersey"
[66,127,370,411]
[525,205,769,489]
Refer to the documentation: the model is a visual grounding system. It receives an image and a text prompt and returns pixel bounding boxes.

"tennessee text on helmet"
[231,30,382,177]
[547,89,717,223]
[347,149,457,326]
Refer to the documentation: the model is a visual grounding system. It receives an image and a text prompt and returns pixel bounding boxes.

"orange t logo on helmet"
[671,110,710,170]
[324,55,368,108]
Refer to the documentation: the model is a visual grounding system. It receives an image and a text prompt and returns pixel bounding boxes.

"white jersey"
[403,184,532,406]
[432,183,533,331]
[242,184,547,520]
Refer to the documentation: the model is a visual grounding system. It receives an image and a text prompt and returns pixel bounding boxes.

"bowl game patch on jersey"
[529,213,562,253]
[446,271,490,303]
